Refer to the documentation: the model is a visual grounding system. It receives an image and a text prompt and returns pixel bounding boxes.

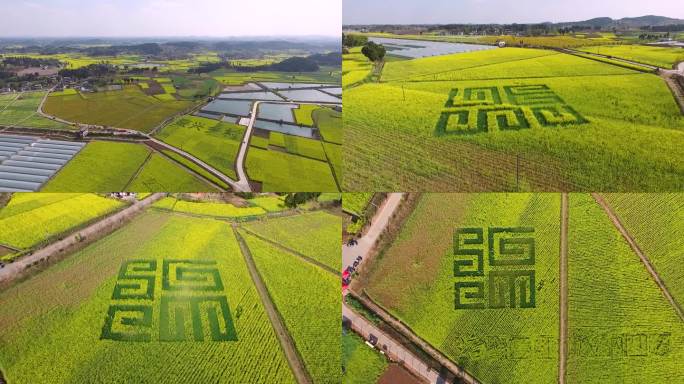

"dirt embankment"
[378,364,426,384]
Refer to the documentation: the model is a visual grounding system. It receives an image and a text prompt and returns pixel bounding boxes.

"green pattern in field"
[155,115,245,180]
[0,193,124,249]
[567,194,684,382]
[246,146,339,192]
[242,211,341,271]
[152,197,266,218]
[342,332,388,384]
[365,193,561,383]
[0,91,70,129]
[43,86,193,132]
[0,211,296,383]
[242,231,339,383]
[578,44,684,68]
[344,47,684,191]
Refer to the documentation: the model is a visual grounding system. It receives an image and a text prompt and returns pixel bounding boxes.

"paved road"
[233,226,312,384]
[592,193,684,322]
[0,193,165,285]
[559,193,569,384]
[342,193,404,272]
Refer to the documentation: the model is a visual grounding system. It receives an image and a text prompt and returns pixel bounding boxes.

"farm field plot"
[41,141,212,192]
[246,146,339,192]
[0,193,124,249]
[240,231,340,383]
[43,86,193,132]
[355,192,684,383]
[341,193,373,216]
[566,194,684,383]
[344,46,684,192]
[342,47,373,88]
[363,193,561,384]
[0,91,70,129]
[0,210,299,383]
[314,107,342,145]
[155,115,245,180]
[342,331,388,384]
[577,44,684,68]
[152,197,267,218]
[242,211,341,270]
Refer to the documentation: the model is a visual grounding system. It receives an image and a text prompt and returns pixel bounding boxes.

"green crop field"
[268,132,328,161]
[344,46,684,192]
[248,196,286,212]
[242,211,341,270]
[314,107,342,145]
[42,141,212,192]
[246,146,339,192]
[240,230,340,383]
[341,193,373,216]
[152,197,267,218]
[0,91,70,129]
[577,44,684,68]
[363,193,561,383]
[358,192,684,383]
[567,194,684,382]
[294,104,318,126]
[0,210,304,383]
[343,47,373,88]
[124,154,212,192]
[0,193,124,249]
[342,332,388,384]
[43,86,193,132]
[155,115,245,180]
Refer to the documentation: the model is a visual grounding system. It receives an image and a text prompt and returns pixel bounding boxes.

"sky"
[0,0,341,37]
[344,0,684,25]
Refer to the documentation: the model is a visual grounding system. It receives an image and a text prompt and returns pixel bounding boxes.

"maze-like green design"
[159,295,238,342]
[112,260,157,300]
[436,84,588,135]
[101,305,153,342]
[102,259,237,343]
[440,331,555,360]
[454,227,536,310]
[162,260,224,292]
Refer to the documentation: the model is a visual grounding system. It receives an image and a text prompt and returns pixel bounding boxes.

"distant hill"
[556,15,684,28]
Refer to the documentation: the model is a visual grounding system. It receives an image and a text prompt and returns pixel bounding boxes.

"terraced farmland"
[0,200,342,383]
[358,193,684,383]
[43,86,193,132]
[344,43,684,191]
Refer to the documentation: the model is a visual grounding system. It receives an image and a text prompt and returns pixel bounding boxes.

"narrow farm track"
[592,193,684,322]
[232,226,312,384]
[558,193,569,384]
[0,193,165,287]
[238,227,338,276]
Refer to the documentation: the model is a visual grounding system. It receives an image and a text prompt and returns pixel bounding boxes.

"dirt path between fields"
[232,226,312,384]
[559,193,569,384]
[592,193,684,321]
[238,227,338,276]
[0,193,165,288]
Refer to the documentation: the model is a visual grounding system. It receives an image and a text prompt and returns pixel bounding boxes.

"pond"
[369,37,496,59]
[254,120,314,139]
[218,91,283,101]
[258,103,297,123]
[259,82,337,90]
[277,89,341,103]
[201,99,253,116]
